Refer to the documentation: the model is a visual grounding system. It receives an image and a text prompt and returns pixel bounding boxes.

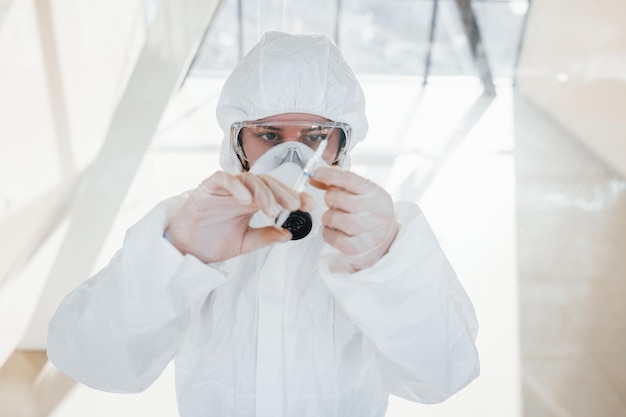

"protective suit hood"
[216,31,368,173]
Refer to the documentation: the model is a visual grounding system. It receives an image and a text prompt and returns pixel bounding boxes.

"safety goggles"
[230,120,351,165]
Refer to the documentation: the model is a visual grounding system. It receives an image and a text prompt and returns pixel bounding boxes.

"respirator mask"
[247,142,328,240]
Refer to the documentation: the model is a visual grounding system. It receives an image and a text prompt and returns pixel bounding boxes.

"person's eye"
[257,132,279,142]
[306,133,327,142]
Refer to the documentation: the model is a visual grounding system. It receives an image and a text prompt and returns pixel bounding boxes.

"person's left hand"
[310,166,399,271]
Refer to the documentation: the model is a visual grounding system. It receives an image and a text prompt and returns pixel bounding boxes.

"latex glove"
[311,166,399,271]
[166,171,314,264]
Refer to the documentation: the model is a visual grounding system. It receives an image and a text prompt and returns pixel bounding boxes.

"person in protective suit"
[47,31,479,417]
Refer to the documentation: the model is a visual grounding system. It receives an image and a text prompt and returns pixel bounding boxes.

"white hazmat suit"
[47,32,479,417]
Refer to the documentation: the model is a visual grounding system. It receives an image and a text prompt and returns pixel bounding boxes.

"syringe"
[275,138,328,228]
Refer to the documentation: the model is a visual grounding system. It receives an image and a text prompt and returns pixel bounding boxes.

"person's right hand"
[165,171,314,264]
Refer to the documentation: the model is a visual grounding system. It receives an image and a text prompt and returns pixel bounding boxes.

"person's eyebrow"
[257,124,282,131]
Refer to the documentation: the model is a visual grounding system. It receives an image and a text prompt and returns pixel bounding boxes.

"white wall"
[0,0,145,359]
[516,0,626,177]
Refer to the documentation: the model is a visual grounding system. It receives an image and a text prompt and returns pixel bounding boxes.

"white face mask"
[248,142,328,240]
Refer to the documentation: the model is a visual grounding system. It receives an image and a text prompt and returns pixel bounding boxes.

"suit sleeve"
[46,195,230,393]
[319,201,479,403]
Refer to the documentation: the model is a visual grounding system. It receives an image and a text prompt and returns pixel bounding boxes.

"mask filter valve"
[278,210,313,240]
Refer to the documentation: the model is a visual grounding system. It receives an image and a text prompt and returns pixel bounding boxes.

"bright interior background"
[1,0,625,416]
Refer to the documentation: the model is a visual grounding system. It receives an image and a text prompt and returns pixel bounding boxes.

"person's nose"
[282,128,302,142]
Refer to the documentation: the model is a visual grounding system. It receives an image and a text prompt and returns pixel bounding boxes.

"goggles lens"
[230,121,351,164]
